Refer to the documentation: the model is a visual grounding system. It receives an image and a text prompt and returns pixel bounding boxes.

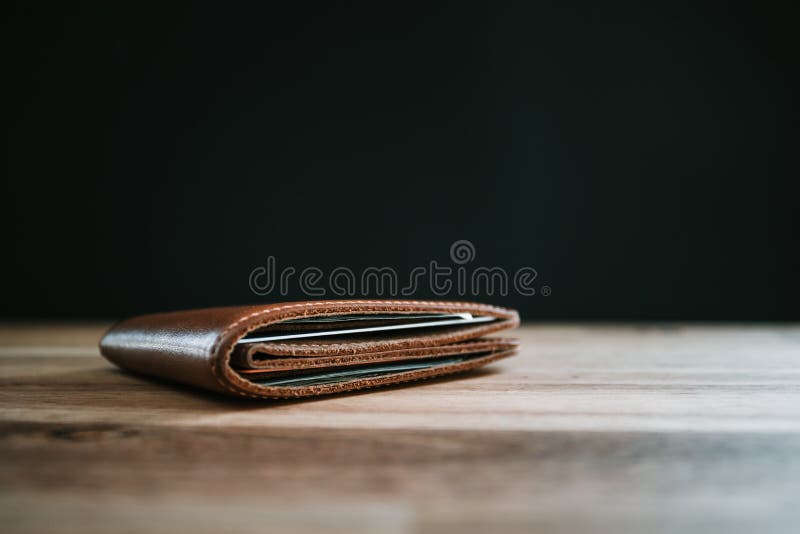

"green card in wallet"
[99,300,519,398]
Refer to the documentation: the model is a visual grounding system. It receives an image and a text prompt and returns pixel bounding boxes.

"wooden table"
[2,323,800,533]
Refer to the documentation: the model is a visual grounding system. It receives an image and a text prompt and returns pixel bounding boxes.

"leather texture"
[99,300,519,399]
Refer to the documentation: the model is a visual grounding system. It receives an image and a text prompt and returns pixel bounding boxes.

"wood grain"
[2,323,800,533]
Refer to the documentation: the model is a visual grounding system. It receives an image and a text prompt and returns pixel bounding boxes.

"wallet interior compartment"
[237,351,502,387]
[237,312,497,344]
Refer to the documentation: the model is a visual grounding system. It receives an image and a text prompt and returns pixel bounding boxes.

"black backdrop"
[4,2,798,320]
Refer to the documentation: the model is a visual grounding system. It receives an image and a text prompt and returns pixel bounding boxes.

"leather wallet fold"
[99,300,519,398]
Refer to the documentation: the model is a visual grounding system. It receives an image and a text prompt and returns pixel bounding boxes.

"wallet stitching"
[207,300,518,398]
[243,337,520,366]
[241,339,520,370]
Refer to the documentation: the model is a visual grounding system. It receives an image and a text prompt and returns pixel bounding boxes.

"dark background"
[3,2,798,321]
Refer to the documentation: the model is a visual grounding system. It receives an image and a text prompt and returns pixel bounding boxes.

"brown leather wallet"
[99,300,519,398]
